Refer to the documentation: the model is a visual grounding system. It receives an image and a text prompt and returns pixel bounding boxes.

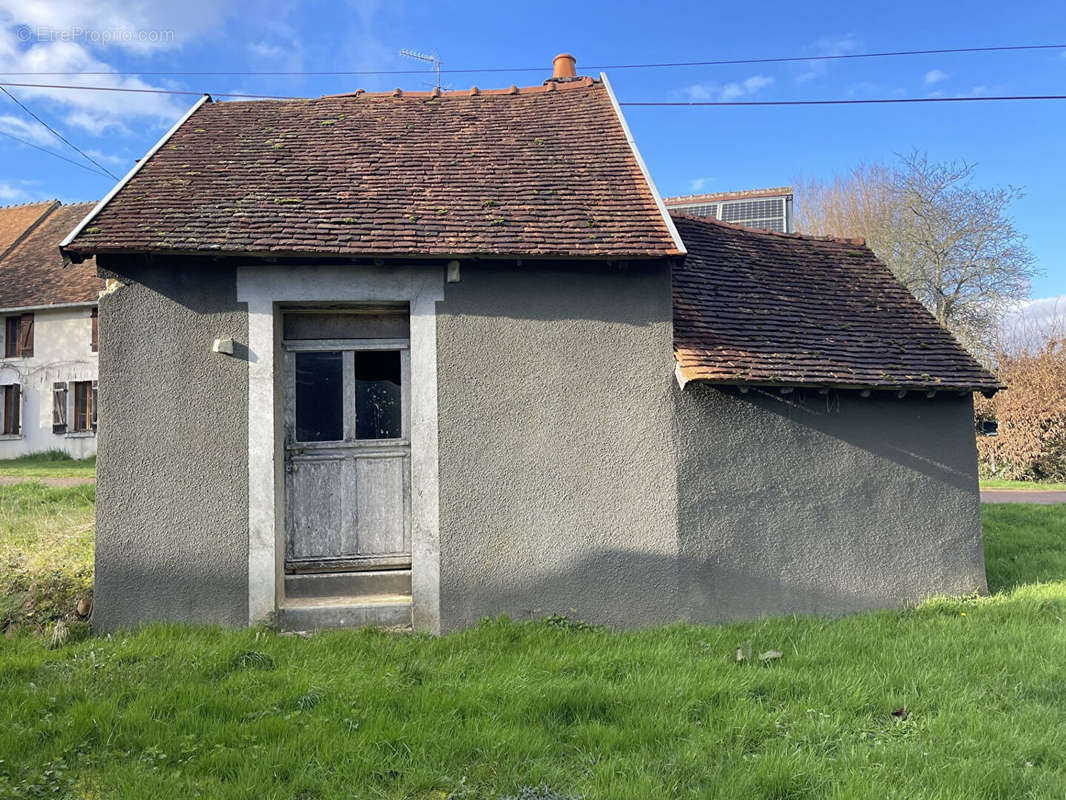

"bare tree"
[796,152,1037,358]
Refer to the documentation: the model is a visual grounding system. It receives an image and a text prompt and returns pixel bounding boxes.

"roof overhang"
[674,370,1002,398]
[0,300,97,314]
[60,94,212,264]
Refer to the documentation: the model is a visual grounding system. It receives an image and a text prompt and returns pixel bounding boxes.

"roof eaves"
[0,299,98,314]
[677,372,1003,395]
[599,71,686,257]
[59,94,212,261]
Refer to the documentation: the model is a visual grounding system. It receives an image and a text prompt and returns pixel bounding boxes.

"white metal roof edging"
[599,72,686,256]
[58,94,212,254]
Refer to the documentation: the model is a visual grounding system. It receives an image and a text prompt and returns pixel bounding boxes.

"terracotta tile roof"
[0,203,104,309]
[62,78,682,260]
[665,187,792,205]
[672,214,1001,392]
[0,201,57,261]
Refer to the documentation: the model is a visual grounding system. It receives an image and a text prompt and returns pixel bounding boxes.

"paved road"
[0,476,95,487]
[981,490,1066,505]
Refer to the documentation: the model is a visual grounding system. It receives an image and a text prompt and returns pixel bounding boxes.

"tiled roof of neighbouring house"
[664,186,793,205]
[672,214,1001,392]
[0,201,57,261]
[62,78,683,261]
[0,202,104,309]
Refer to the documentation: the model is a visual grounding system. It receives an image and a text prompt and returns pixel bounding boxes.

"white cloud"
[0,181,24,200]
[0,1,302,138]
[999,295,1066,351]
[84,146,127,166]
[685,74,774,102]
[795,34,861,83]
[0,35,187,135]
[924,69,949,85]
[0,0,230,54]
[689,177,706,192]
[0,112,55,144]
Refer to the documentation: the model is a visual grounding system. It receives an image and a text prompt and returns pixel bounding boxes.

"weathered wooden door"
[283,337,411,572]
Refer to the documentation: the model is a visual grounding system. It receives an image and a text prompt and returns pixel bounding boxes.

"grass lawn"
[0,451,96,479]
[0,483,94,634]
[1,497,1066,798]
[980,477,1066,491]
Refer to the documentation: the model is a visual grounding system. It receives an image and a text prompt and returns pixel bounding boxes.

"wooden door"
[283,339,411,572]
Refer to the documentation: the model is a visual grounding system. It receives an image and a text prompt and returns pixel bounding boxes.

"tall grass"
[0,501,1064,798]
[0,450,96,479]
[0,483,94,632]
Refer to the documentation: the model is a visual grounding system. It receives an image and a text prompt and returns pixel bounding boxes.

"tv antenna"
[399,48,442,90]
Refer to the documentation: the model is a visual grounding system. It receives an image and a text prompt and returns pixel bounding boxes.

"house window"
[72,380,94,433]
[91,307,98,353]
[3,314,33,358]
[355,350,402,440]
[1,384,20,436]
[294,351,344,442]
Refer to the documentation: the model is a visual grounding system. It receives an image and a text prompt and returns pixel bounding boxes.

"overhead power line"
[0,87,120,179]
[1,81,1065,108]
[0,82,292,99]
[0,43,1061,77]
[0,128,112,177]
[621,95,1066,107]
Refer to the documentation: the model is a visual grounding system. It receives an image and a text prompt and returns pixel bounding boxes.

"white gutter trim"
[59,94,212,252]
[0,300,96,314]
[600,72,687,256]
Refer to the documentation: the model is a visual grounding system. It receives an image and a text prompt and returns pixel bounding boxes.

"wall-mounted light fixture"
[212,337,234,355]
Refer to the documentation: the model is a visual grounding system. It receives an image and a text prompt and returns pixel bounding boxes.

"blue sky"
[1,0,1063,302]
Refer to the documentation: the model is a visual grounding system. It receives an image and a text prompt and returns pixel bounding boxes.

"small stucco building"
[0,201,103,459]
[60,57,999,634]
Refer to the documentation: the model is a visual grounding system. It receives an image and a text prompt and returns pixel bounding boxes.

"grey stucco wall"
[436,261,681,632]
[436,260,985,631]
[94,257,249,631]
[676,385,986,621]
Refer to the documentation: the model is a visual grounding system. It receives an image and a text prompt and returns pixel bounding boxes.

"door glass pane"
[295,351,343,441]
[355,350,402,440]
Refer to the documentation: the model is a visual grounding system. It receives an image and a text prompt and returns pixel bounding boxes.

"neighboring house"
[60,55,1000,634]
[0,202,103,458]
[664,187,794,232]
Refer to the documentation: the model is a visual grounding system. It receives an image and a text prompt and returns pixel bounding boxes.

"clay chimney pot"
[553,53,577,79]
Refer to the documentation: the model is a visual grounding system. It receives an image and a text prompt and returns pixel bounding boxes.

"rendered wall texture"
[435,261,682,632]
[91,255,986,633]
[674,386,987,622]
[93,258,249,631]
[435,260,985,630]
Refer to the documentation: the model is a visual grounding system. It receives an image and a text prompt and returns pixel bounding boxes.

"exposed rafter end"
[896,389,908,399]
[779,387,793,395]
[859,389,872,398]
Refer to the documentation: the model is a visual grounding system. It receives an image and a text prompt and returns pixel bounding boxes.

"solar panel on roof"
[668,192,791,233]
